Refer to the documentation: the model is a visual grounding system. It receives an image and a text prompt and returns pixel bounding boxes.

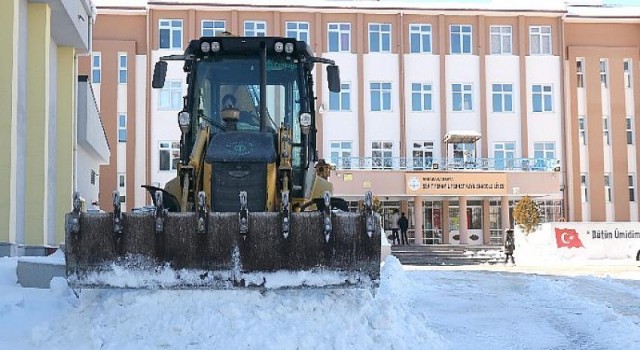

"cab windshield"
[191,57,303,136]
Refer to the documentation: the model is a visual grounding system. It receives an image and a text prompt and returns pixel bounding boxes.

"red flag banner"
[555,228,584,249]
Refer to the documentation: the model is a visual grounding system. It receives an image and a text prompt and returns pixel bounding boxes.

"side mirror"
[327,65,341,93]
[152,61,168,89]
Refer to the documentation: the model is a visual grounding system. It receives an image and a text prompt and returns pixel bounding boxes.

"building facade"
[86,0,639,246]
[0,0,98,255]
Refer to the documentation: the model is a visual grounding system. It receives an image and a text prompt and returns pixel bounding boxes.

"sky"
[1,229,640,350]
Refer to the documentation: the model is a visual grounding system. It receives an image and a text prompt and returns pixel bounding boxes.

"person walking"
[504,228,515,265]
[398,212,409,245]
[390,210,400,245]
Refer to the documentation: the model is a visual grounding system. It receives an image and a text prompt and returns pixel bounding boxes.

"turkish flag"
[555,228,584,248]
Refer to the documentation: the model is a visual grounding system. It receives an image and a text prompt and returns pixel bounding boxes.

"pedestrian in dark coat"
[504,228,515,264]
[398,212,409,245]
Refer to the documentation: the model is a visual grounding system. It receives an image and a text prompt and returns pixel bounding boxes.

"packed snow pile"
[0,255,447,350]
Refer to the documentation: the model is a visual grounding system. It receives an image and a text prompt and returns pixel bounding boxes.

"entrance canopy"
[443,130,481,144]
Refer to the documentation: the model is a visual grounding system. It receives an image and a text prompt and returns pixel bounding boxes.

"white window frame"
[118,173,126,189]
[409,24,432,54]
[92,53,101,84]
[491,83,513,112]
[412,141,434,170]
[603,115,610,145]
[330,141,352,169]
[158,80,183,111]
[372,141,393,169]
[493,142,516,169]
[159,19,183,50]
[452,83,473,112]
[244,21,267,37]
[368,23,391,53]
[118,53,127,84]
[370,82,392,112]
[627,116,634,145]
[201,20,226,37]
[581,173,588,203]
[624,59,633,89]
[532,84,553,113]
[159,141,181,171]
[578,115,587,145]
[533,142,555,170]
[118,114,127,143]
[630,174,636,202]
[490,25,512,55]
[286,21,310,45]
[329,82,351,111]
[450,25,472,54]
[411,83,433,112]
[576,58,585,88]
[604,173,612,202]
[328,23,351,53]
[529,25,552,55]
[600,59,608,88]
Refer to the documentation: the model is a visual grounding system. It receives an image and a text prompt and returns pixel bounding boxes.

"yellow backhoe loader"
[65,35,381,289]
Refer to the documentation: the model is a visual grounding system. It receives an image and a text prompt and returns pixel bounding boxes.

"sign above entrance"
[405,172,508,196]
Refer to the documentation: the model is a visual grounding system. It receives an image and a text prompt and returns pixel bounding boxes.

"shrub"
[513,195,541,235]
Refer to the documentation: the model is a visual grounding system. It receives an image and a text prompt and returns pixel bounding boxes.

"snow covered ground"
[1,255,639,349]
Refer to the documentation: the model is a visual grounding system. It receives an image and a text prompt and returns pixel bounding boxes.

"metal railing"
[330,157,559,172]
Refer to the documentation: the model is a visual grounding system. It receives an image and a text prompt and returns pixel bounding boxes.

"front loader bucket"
[65,211,381,289]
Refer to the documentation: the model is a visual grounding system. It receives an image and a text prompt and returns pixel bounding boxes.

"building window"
[92,53,101,84]
[286,21,310,44]
[491,83,513,112]
[450,25,472,54]
[159,80,182,110]
[627,116,634,145]
[372,141,393,169]
[604,173,612,202]
[328,23,351,52]
[90,170,96,185]
[532,84,553,112]
[369,23,391,53]
[370,82,392,112]
[329,83,350,111]
[578,116,587,145]
[630,174,636,202]
[118,173,126,188]
[576,58,585,88]
[529,26,551,55]
[118,53,127,84]
[409,24,432,53]
[494,142,515,170]
[202,20,226,37]
[118,114,127,142]
[330,141,352,169]
[244,21,266,37]
[452,83,473,112]
[600,59,608,88]
[581,173,588,202]
[533,142,555,170]
[412,141,434,169]
[603,116,610,145]
[159,19,183,50]
[159,141,180,171]
[624,59,633,89]
[490,25,512,55]
[411,83,433,112]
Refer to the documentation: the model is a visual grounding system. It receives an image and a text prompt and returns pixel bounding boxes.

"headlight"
[284,42,294,54]
[211,41,221,52]
[299,112,311,127]
[178,111,190,128]
[200,41,211,53]
[274,42,284,53]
